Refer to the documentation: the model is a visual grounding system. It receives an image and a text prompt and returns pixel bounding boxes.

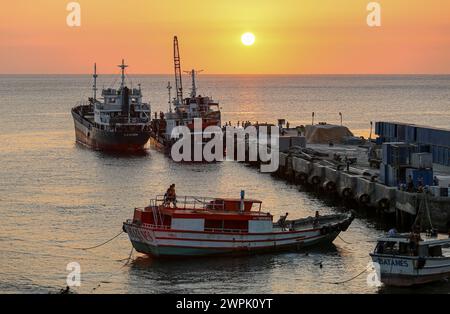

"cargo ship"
[71,61,151,152]
[150,37,222,159]
[123,192,354,257]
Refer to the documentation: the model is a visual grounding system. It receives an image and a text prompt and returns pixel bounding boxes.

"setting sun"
[241,32,255,46]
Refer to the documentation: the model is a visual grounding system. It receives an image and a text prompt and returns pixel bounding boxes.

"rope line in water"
[92,247,134,293]
[75,230,124,250]
[320,266,370,285]
[337,234,353,245]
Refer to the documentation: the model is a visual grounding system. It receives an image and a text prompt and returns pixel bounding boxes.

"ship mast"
[92,63,98,101]
[173,36,183,107]
[167,81,172,112]
[184,69,203,98]
[118,59,128,89]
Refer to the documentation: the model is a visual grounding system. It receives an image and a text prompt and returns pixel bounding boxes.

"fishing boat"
[370,233,450,286]
[71,60,151,152]
[150,36,222,160]
[122,192,354,257]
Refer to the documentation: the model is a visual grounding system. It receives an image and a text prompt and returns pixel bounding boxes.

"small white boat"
[370,233,450,286]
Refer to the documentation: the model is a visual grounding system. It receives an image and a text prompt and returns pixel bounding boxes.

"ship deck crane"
[173,36,183,107]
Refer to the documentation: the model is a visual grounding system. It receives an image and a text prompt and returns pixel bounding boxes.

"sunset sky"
[1,0,450,74]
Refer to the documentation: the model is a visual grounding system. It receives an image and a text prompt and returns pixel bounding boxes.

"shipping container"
[375,121,450,167]
[405,168,433,188]
[405,125,417,143]
[387,164,399,187]
[411,152,433,169]
[417,144,431,153]
[375,137,385,145]
[397,124,406,141]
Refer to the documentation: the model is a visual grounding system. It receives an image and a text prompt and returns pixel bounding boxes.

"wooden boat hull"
[123,214,353,257]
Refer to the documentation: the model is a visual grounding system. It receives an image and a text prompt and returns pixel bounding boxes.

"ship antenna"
[92,63,98,100]
[118,59,128,89]
[167,81,172,112]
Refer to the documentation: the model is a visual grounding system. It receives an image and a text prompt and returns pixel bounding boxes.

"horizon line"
[2,73,450,76]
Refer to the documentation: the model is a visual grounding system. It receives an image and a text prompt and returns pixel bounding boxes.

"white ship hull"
[370,253,450,286]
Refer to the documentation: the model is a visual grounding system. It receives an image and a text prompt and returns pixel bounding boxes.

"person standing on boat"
[164,184,177,208]
[278,213,289,231]
[313,211,320,227]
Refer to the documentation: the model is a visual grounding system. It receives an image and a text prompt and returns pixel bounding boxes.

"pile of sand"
[305,124,354,144]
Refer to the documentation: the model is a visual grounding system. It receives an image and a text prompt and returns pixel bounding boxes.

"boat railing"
[141,222,170,230]
[150,195,225,211]
[204,227,247,233]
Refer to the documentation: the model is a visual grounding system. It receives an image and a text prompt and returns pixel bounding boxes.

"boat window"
[428,246,442,257]
[204,220,223,229]
[376,241,400,254]
[223,220,248,231]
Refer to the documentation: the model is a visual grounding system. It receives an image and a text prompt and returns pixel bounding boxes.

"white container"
[429,186,440,197]
[411,153,433,169]
[436,175,450,188]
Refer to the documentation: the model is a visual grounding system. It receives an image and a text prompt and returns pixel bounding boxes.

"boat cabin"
[132,196,273,233]
[374,234,450,257]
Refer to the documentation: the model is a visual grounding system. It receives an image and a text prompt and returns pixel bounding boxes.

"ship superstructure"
[71,61,151,151]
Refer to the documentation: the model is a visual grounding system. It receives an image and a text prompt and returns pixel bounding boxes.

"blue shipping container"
[405,168,433,188]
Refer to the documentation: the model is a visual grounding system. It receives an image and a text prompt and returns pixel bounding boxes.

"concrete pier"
[271,149,450,232]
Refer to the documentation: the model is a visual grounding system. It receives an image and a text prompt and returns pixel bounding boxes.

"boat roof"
[377,234,450,247]
[161,207,272,220]
[145,195,264,219]
[215,198,262,203]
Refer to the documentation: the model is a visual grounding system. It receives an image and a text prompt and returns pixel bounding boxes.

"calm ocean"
[0,75,449,293]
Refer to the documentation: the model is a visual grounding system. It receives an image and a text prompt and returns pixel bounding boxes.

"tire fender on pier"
[377,198,390,211]
[309,175,321,186]
[357,193,370,205]
[323,180,336,193]
[341,187,353,199]
[296,172,308,184]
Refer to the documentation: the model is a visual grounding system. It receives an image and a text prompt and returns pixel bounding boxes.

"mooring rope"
[320,266,370,285]
[91,246,134,293]
[74,230,124,250]
[337,234,353,245]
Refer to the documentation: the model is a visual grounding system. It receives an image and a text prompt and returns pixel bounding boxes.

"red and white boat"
[123,193,354,257]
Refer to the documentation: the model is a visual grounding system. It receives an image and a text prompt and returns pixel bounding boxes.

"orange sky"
[1,0,450,74]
